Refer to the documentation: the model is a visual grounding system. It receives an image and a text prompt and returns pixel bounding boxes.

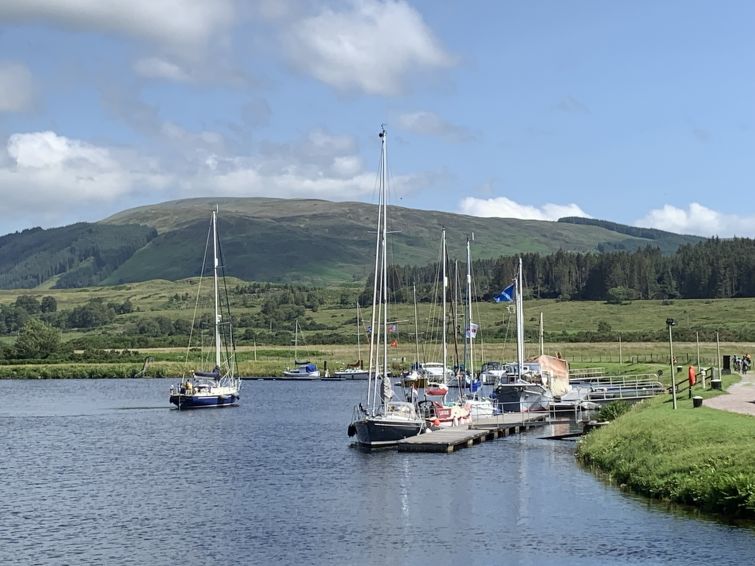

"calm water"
[0,378,753,565]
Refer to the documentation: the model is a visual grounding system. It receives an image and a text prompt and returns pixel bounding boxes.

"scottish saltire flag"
[465,323,479,339]
[494,282,516,303]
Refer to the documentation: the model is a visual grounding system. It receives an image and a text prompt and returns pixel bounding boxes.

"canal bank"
[577,372,755,519]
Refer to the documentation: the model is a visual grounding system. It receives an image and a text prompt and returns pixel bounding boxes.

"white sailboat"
[169,207,241,409]
[424,228,451,398]
[348,127,425,448]
[334,302,369,380]
[417,230,471,429]
[462,236,495,419]
[493,258,553,412]
[283,319,320,379]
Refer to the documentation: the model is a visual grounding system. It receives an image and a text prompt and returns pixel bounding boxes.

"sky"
[0,0,753,237]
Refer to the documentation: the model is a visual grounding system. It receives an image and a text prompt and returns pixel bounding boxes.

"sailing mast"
[381,126,389,412]
[539,312,544,356]
[367,126,391,413]
[452,259,461,379]
[466,236,474,379]
[212,207,222,372]
[293,320,299,363]
[413,283,420,372]
[516,257,524,377]
[442,228,448,382]
[356,302,362,364]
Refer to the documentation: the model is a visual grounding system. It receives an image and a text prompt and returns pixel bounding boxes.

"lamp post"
[667,318,677,410]
[696,331,702,389]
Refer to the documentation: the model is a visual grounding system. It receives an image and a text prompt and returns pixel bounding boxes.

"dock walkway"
[398,413,546,453]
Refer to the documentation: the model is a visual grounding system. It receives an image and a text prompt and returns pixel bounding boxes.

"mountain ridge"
[0,197,704,289]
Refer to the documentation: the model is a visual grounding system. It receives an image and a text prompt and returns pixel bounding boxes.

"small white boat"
[283,320,320,379]
[333,367,369,380]
[336,303,369,380]
[282,362,320,380]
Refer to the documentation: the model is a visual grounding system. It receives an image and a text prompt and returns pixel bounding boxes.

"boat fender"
[347,424,356,437]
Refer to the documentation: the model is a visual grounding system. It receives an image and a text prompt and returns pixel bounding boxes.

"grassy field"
[3,279,755,341]
[2,279,755,377]
[577,373,755,519]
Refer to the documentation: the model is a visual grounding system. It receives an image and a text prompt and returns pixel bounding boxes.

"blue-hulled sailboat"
[170,207,240,409]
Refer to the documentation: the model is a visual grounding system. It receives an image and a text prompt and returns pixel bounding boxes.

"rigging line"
[216,221,237,377]
[184,219,214,374]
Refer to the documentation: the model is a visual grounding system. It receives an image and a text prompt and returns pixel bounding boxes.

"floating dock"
[397,413,547,453]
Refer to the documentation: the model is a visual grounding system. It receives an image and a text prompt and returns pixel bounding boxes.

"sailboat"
[417,230,472,429]
[460,235,495,419]
[347,126,425,448]
[169,207,241,409]
[423,228,451,398]
[283,320,320,379]
[493,258,553,412]
[334,303,369,380]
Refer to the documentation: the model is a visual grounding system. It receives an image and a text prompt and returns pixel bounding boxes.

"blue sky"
[0,0,752,237]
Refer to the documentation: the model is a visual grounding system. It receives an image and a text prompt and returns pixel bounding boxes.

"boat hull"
[493,384,551,413]
[333,369,369,380]
[169,393,239,409]
[281,372,320,380]
[352,417,424,447]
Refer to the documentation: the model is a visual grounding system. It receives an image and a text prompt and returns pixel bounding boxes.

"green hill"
[0,223,157,289]
[0,197,704,288]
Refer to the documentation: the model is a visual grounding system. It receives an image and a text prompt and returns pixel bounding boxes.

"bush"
[595,401,633,422]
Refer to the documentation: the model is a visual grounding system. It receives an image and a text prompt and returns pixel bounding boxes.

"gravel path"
[703,372,755,416]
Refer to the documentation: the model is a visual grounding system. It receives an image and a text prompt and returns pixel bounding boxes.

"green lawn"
[577,374,755,518]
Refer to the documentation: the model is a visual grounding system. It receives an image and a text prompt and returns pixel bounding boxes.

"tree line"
[382,237,755,303]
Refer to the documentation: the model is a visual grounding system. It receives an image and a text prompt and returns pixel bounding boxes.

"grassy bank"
[576,375,755,518]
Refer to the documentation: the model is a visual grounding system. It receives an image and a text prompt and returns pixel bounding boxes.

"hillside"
[0,223,157,289]
[1,197,704,288]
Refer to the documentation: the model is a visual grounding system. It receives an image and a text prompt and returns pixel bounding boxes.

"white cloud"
[191,129,400,199]
[0,62,33,112]
[0,128,425,233]
[0,132,171,226]
[133,57,191,81]
[634,203,754,237]
[459,196,591,221]
[283,0,454,95]
[398,111,473,142]
[0,1,234,55]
